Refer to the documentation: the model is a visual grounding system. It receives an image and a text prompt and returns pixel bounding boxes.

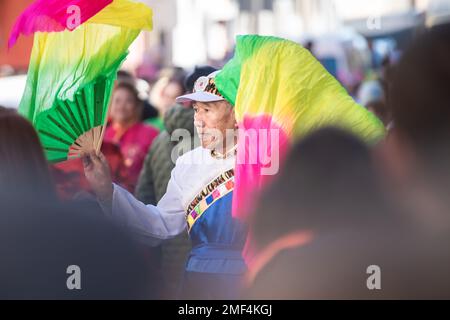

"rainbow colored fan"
[9,0,153,162]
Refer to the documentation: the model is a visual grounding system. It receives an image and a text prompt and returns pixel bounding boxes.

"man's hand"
[82,151,113,204]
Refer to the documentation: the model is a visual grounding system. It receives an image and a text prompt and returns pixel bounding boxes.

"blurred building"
[0,0,33,73]
[2,0,450,78]
[122,0,177,80]
[426,0,450,27]
[168,0,341,68]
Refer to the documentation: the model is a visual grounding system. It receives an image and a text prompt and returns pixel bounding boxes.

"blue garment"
[187,192,247,275]
[181,169,248,299]
[111,147,247,299]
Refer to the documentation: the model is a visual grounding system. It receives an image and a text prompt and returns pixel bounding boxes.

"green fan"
[36,75,115,162]
[14,0,153,163]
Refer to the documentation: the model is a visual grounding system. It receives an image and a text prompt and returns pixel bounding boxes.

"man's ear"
[231,108,237,125]
[226,102,236,116]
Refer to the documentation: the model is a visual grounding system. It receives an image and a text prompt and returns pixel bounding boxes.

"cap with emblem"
[175,70,225,103]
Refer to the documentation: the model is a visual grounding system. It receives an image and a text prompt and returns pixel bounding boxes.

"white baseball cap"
[175,70,225,103]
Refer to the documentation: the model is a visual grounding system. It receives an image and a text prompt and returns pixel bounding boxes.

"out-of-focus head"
[150,67,186,117]
[116,70,135,86]
[110,82,142,126]
[0,200,155,299]
[388,24,450,193]
[252,127,384,251]
[160,79,185,110]
[390,25,450,147]
[0,107,54,199]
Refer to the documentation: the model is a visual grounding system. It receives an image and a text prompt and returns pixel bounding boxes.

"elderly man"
[83,71,246,299]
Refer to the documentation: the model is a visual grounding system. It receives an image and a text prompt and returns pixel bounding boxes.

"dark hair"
[116,70,136,87]
[114,81,141,103]
[391,25,450,141]
[156,67,187,92]
[389,24,450,184]
[117,69,134,80]
[0,108,55,199]
[366,100,390,126]
[184,66,217,93]
[0,199,156,299]
[166,77,186,98]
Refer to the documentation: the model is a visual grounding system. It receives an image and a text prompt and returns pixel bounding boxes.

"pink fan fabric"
[234,114,291,266]
[8,0,112,48]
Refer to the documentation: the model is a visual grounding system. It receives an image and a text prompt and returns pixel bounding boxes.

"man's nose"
[194,120,205,129]
[194,114,205,128]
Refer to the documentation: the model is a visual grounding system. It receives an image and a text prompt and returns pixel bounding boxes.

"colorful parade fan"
[10,0,152,162]
[215,35,386,263]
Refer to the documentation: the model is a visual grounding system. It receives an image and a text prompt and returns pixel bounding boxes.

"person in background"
[104,82,159,193]
[146,68,186,131]
[368,39,383,71]
[117,70,159,122]
[357,78,392,128]
[304,40,315,56]
[135,65,217,299]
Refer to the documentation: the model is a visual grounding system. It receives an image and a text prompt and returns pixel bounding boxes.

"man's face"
[193,101,236,150]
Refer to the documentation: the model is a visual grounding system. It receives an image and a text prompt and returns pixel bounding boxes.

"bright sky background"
[334,0,431,20]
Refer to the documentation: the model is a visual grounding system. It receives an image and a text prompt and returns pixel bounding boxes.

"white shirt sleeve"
[110,166,187,246]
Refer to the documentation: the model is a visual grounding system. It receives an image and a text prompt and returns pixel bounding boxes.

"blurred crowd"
[1,24,450,299]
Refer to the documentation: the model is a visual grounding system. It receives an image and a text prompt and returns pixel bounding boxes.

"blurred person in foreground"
[373,25,450,297]
[244,128,399,299]
[374,24,450,297]
[245,128,450,299]
[246,25,450,299]
[0,107,154,299]
[0,200,155,299]
[379,24,450,234]
[0,106,56,201]
[135,66,217,299]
